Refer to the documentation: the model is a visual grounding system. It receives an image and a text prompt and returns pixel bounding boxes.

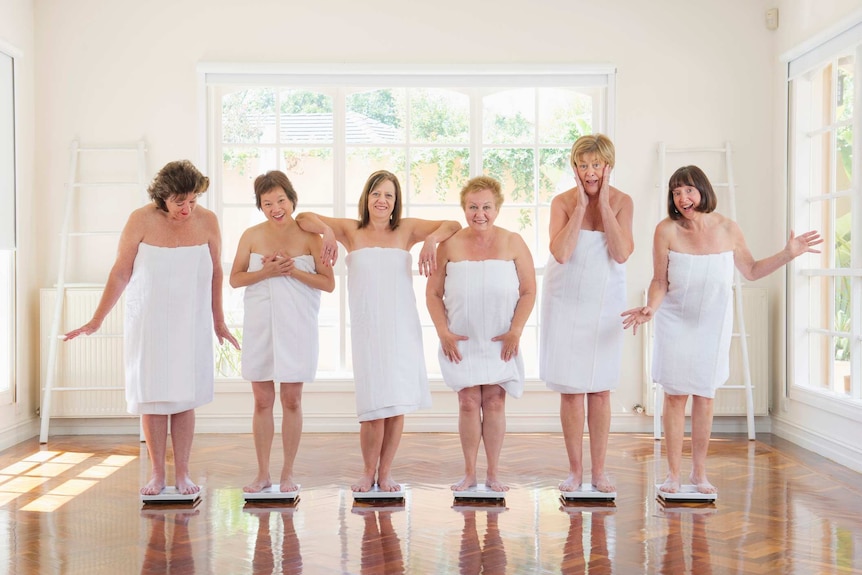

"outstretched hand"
[63,320,101,341]
[621,305,654,336]
[786,230,823,259]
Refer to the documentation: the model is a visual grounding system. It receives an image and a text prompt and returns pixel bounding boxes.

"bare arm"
[64,211,144,340]
[205,211,239,350]
[621,222,670,335]
[548,190,586,264]
[733,224,822,281]
[295,212,356,266]
[491,233,537,361]
[425,239,467,363]
[597,167,634,263]
[406,218,462,277]
[289,235,335,293]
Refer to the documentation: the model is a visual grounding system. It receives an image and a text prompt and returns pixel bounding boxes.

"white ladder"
[40,140,147,443]
[650,141,756,441]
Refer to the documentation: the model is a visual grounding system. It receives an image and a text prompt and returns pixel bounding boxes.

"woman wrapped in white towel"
[622,165,821,495]
[427,176,536,493]
[296,170,460,493]
[541,134,634,494]
[229,171,335,494]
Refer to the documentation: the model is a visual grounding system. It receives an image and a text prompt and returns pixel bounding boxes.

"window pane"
[279,90,333,144]
[222,147,278,204]
[345,148,406,195]
[806,332,832,392]
[483,148,535,203]
[495,206,538,258]
[537,88,592,144]
[483,88,535,145]
[409,88,469,144]
[538,147,574,204]
[409,148,469,204]
[222,89,277,144]
[282,148,334,206]
[346,89,405,143]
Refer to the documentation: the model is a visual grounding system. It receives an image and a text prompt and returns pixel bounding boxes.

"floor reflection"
[353,506,405,575]
[248,507,303,575]
[455,506,507,575]
[659,509,713,575]
[561,507,613,574]
[140,507,199,574]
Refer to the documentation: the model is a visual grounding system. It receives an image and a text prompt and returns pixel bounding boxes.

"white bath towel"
[438,260,524,398]
[652,250,734,398]
[540,230,626,394]
[124,243,214,415]
[241,254,321,384]
[347,247,431,421]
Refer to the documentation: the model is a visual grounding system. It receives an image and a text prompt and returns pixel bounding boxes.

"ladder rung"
[71,182,139,188]
[65,231,121,237]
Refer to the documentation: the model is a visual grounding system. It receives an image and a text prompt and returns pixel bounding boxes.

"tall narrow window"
[788,25,861,402]
[204,67,614,381]
[0,48,15,403]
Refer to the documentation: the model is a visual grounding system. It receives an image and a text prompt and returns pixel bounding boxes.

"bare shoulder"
[551,189,576,211]
[609,186,633,207]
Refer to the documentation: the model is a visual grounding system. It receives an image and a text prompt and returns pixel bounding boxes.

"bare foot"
[279,474,299,493]
[451,474,477,491]
[175,474,200,495]
[243,475,272,493]
[140,475,166,496]
[485,478,509,493]
[558,473,582,492]
[351,472,376,493]
[658,475,680,493]
[689,473,717,494]
[377,475,401,492]
[592,473,615,493]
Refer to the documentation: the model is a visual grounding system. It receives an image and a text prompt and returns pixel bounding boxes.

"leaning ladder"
[649,141,756,441]
[39,140,147,443]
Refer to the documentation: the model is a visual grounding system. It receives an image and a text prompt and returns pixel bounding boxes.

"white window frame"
[0,40,19,405]
[785,16,862,419]
[198,64,616,381]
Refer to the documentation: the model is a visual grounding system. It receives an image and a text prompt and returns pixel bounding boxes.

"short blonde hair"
[570,134,616,171]
[459,176,504,210]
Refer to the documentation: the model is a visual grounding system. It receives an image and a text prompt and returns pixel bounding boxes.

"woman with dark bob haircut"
[296,170,460,494]
[65,160,239,496]
[622,164,821,496]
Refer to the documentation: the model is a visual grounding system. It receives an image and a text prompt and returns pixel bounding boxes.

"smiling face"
[671,185,702,219]
[259,186,295,224]
[574,152,607,195]
[165,193,197,221]
[463,188,499,230]
[367,178,397,220]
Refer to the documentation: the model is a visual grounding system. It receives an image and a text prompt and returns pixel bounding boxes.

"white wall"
[0,0,37,451]
[16,0,856,453]
[769,0,862,472]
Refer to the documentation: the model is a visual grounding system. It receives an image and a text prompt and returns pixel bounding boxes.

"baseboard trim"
[771,416,862,473]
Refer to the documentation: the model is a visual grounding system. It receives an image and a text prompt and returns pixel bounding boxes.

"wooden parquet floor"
[1,432,861,574]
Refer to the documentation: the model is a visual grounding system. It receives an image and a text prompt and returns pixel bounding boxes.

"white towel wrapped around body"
[241,254,321,384]
[124,243,214,415]
[438,259,524,398]
[540,230,626,394]
[347,247,431,422]
[652,250,734,398]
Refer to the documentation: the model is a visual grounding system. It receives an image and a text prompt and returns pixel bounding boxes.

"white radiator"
[643,287,769,416]
[40,287,129,417]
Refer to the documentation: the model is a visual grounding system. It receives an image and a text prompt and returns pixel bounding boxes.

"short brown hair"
[357,170,402,230]
[459,176,504,210]
[667,165,717,220]
[147,160,209,211]
[570,134,616,171]
[253,171,298,211]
